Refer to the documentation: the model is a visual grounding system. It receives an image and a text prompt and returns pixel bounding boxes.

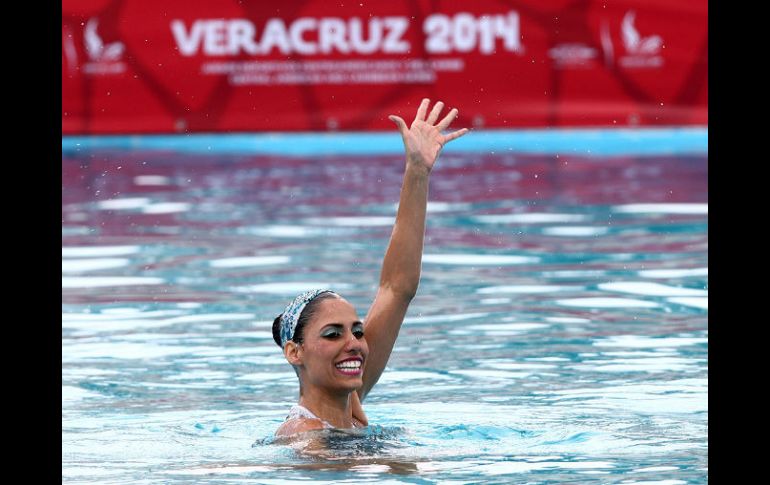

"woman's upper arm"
[359,286,413,400]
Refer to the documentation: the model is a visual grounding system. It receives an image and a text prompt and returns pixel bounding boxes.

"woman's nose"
[344,331,362,352]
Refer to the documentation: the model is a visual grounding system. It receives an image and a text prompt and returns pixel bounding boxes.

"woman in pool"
[272,99,468,436]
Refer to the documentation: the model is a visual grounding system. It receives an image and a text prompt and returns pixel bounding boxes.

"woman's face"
[295,297,369,393]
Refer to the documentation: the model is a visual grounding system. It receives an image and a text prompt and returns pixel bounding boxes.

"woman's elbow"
[384,282,419,301]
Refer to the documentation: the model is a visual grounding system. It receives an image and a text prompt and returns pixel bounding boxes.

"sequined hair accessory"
[279,289,336,347]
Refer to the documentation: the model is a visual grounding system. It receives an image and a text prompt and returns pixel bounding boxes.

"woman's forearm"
[357,100,467,401]
[378,161,430,299]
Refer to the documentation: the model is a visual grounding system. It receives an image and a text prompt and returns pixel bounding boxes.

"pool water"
[62,135,707,483]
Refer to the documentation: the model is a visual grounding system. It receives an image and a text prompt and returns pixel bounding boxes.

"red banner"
[62,0,707,134]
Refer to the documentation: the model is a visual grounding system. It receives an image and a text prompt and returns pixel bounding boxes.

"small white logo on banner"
[618,11,664,68]
[83,18,127,75]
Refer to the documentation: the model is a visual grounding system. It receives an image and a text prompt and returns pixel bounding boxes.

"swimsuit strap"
[285,405,363,429]
[286,405,334,428]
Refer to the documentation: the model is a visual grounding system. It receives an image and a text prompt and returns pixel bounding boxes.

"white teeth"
[336,361,361,369]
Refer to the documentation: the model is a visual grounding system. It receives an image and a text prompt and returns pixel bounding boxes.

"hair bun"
[272,314,283,347]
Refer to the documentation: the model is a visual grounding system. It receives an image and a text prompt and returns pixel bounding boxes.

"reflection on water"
[62,148,707,483]
[255,426,412,461]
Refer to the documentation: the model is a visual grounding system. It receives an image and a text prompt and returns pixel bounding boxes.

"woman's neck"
[298,387,355,428]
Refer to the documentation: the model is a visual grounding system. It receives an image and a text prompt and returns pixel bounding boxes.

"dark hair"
[272,291,340,347]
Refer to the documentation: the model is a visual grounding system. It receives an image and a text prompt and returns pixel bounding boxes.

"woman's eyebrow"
[322,321,364,328]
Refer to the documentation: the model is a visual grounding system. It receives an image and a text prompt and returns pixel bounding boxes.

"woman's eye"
[322,331,341,339]
[353,329,364,338]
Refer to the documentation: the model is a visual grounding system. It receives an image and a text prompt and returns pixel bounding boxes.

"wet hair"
[272,291,341,347]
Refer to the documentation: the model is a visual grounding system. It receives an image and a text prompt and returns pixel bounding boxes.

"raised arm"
[357,99,468,401]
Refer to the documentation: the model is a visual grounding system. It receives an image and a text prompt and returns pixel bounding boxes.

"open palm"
[389,99,469,172]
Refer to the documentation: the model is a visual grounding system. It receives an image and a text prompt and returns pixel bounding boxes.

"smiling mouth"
[335,358,363,375]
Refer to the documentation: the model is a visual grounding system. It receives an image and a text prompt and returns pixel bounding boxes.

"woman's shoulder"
[275,417,327,437]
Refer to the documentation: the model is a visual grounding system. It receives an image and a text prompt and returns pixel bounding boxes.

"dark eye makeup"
[320,323,365,339]
[321,328,342,339]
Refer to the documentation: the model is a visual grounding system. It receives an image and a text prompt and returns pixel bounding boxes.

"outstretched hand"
[389,99,469,173]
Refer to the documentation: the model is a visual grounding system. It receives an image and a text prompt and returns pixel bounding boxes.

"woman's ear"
[284,341,302,366]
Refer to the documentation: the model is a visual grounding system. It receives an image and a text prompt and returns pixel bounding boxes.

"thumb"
[388,115,408,135]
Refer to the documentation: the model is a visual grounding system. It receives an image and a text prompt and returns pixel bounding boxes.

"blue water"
[62,130,707,483]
